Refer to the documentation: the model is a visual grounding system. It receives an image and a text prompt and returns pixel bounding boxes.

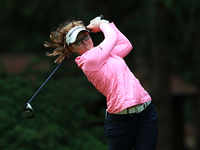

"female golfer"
[44,16,158,150]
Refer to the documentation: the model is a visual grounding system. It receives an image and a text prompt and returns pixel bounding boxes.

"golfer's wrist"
[100,21,110,31]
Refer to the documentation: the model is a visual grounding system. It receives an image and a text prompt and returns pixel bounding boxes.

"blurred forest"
[0,0,200,150]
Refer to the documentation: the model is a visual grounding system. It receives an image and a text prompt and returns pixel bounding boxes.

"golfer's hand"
[87,20,103,33]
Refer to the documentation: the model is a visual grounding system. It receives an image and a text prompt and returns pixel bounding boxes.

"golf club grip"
[100,15,104,20]
[88,15,104,32]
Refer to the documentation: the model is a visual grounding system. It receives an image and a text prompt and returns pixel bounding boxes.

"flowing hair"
[44,20,85,63]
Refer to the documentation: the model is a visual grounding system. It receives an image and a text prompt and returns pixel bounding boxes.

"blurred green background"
[0,0,200,150]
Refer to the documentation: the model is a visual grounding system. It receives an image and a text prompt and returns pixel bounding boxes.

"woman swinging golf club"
[44,16,158,150]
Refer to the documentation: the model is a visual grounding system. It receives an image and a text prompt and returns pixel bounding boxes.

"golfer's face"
[70,32,93,55]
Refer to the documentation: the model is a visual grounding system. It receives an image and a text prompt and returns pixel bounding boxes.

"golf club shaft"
[28,15,103,104]
[28,52,72,104]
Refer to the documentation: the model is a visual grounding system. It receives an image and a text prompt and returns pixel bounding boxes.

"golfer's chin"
[80,48,91,55]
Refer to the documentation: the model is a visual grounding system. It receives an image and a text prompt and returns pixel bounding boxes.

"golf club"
[22,52,72,119]
[22,15,104,119]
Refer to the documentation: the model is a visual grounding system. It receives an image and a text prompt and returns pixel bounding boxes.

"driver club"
[22,52,72,119]
[22,15,105,119]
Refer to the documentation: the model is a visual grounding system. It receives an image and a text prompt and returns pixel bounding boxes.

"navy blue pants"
[104,103,158,150]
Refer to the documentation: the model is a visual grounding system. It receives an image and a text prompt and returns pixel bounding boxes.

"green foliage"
[0,64,107,149]
[1,0,200,149]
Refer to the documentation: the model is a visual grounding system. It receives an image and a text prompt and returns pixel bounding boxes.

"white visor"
[66,26,89,46]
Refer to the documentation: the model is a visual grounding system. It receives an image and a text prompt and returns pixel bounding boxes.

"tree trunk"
[146,0,172,149]
[195,31,200,150]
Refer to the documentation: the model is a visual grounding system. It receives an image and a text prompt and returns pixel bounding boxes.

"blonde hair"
[44,20,85,63]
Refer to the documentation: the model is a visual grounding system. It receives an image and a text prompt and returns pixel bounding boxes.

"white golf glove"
[90,16,109,24]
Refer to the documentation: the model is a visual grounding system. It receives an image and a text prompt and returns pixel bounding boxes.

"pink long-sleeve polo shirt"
[75,22,151,113]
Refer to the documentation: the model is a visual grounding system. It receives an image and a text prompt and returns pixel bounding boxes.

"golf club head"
[22,103,35,119]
